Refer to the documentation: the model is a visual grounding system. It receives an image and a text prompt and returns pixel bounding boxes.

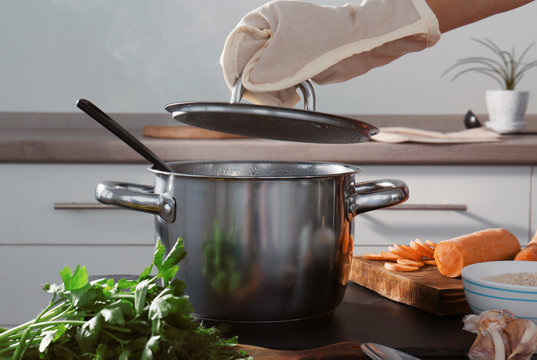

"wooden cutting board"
[143,125,246,139]
[349,256,471,316]
[237,342,365,359]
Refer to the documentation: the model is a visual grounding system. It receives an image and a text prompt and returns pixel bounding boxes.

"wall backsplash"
[0,0,536,115]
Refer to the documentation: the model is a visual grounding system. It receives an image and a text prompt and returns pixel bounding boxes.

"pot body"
[96,161,408,324]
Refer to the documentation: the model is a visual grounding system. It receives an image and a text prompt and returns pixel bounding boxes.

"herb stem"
[12,293,60,360]
[57,344,84,360]
[28,320,86,328]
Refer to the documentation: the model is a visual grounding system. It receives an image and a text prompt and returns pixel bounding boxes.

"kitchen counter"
[1,112,537,165]
[232,282,477,359]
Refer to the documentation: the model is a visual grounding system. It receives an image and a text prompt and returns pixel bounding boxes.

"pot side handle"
[95,181,176,223]
[347,179,409,218]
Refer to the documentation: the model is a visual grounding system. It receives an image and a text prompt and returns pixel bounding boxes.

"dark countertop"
[232,283,476,359]
[1,113,537,165]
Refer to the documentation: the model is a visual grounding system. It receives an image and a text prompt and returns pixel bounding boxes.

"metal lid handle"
[231,78,316,111]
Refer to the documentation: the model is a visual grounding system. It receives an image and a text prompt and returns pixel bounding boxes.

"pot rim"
[148,160,360,179]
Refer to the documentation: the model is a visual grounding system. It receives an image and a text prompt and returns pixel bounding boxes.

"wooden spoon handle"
[237,341,365,359]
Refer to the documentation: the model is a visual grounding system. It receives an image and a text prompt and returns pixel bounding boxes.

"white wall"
[0,0,536,115]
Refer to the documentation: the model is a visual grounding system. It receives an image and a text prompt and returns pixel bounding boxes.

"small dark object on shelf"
[464,110,482,129]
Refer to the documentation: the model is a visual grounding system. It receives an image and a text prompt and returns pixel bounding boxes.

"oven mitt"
[220,0,440,107]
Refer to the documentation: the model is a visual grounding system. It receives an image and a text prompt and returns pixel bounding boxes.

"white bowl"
[461,261,537,323]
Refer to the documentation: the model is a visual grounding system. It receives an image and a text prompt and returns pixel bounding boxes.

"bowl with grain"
[461,260,537,323]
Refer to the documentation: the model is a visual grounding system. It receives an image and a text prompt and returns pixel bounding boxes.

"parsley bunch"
[0,239,251,360]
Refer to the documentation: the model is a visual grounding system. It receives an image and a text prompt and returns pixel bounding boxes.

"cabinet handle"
[54,202,119,210]
[382,204,467,211]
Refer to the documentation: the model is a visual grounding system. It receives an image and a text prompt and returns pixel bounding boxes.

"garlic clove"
[468,332,498,360]
[504,319,537,360]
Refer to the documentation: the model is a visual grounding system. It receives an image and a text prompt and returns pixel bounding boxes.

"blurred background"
[0,0,536,115]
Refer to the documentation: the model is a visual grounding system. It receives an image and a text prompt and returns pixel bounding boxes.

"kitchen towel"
[220,0,440,107]
[372,127,503,143]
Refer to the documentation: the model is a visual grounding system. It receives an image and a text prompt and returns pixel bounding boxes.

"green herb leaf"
[100,307,125,326]
[135,279,150,315]
[141,335,160,360]
[66,283,103,310]
[2,238,250,360]
[162,238,187,269]
[118,349,130,360]
[76,313,104,354]
[60,265,89,291]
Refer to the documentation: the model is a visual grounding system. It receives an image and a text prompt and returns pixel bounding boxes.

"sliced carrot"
[410,240,433,258]
[393,244,422,261]
[423,259,437,266]
[384,262,419,272]
[388,246,409,259]
[425,240,438,248]
[434,228,521,278]
[399,244,425,260]
[415,239,435,258]
[397,258,424,267]
[363,253,386,261]
[379,251,400,261]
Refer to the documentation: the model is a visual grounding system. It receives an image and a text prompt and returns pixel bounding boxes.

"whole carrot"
[434,228,521,278]
[514,230,537,261]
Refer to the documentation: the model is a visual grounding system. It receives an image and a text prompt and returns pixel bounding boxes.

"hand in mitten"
[220,0,440,107]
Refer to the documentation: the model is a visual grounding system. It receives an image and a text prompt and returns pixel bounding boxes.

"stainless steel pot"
[96,160,408,325]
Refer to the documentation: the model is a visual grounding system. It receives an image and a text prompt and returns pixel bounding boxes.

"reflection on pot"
[202,222,242,296]
[336,221,354,286]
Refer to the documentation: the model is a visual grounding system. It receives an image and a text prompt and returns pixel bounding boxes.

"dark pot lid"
[165,79,378,144]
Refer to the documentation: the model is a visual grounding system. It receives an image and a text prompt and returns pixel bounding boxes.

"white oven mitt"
[220,0,440,107]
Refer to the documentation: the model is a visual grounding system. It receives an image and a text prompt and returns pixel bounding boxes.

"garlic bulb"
[463,310,537,360]
[464,310,514,360]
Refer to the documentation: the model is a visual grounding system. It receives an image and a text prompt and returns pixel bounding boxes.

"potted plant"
[443,38,537,133]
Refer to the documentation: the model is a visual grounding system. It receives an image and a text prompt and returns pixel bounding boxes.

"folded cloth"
[220,0,440,107]
[372,127,503,143]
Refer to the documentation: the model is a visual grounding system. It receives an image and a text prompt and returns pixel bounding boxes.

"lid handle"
[231,78,316,111]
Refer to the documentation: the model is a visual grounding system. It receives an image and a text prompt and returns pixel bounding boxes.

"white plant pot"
[485,90,529,134]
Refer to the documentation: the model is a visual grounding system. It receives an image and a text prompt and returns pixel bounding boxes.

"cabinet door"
[0,245,154,327]
[0,164,155,245]
[353,165,531,254]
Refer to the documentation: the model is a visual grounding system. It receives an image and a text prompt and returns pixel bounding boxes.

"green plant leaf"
[38,324,67,353]
[135,279,150,315]
[162,238,187,269]
[118,350,130,360]
[60,265,89,291]
[100,306,125,326]
[148,293,193,333]
[95,343,108,359]
[141,335,160,360]
[153,239,166,271]
[442,38,537,90]
[76,313,104,353]
[66,284,104,309]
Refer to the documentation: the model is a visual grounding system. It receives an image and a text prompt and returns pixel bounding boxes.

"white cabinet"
[353,165,532,254]
[0,164,155,245]
[0,164,157,327]
[0,246,154,326]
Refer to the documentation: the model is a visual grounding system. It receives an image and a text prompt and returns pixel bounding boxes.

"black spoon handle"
[76,99,173,173]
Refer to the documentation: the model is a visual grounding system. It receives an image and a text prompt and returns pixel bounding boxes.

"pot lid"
[164,79,378,144]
